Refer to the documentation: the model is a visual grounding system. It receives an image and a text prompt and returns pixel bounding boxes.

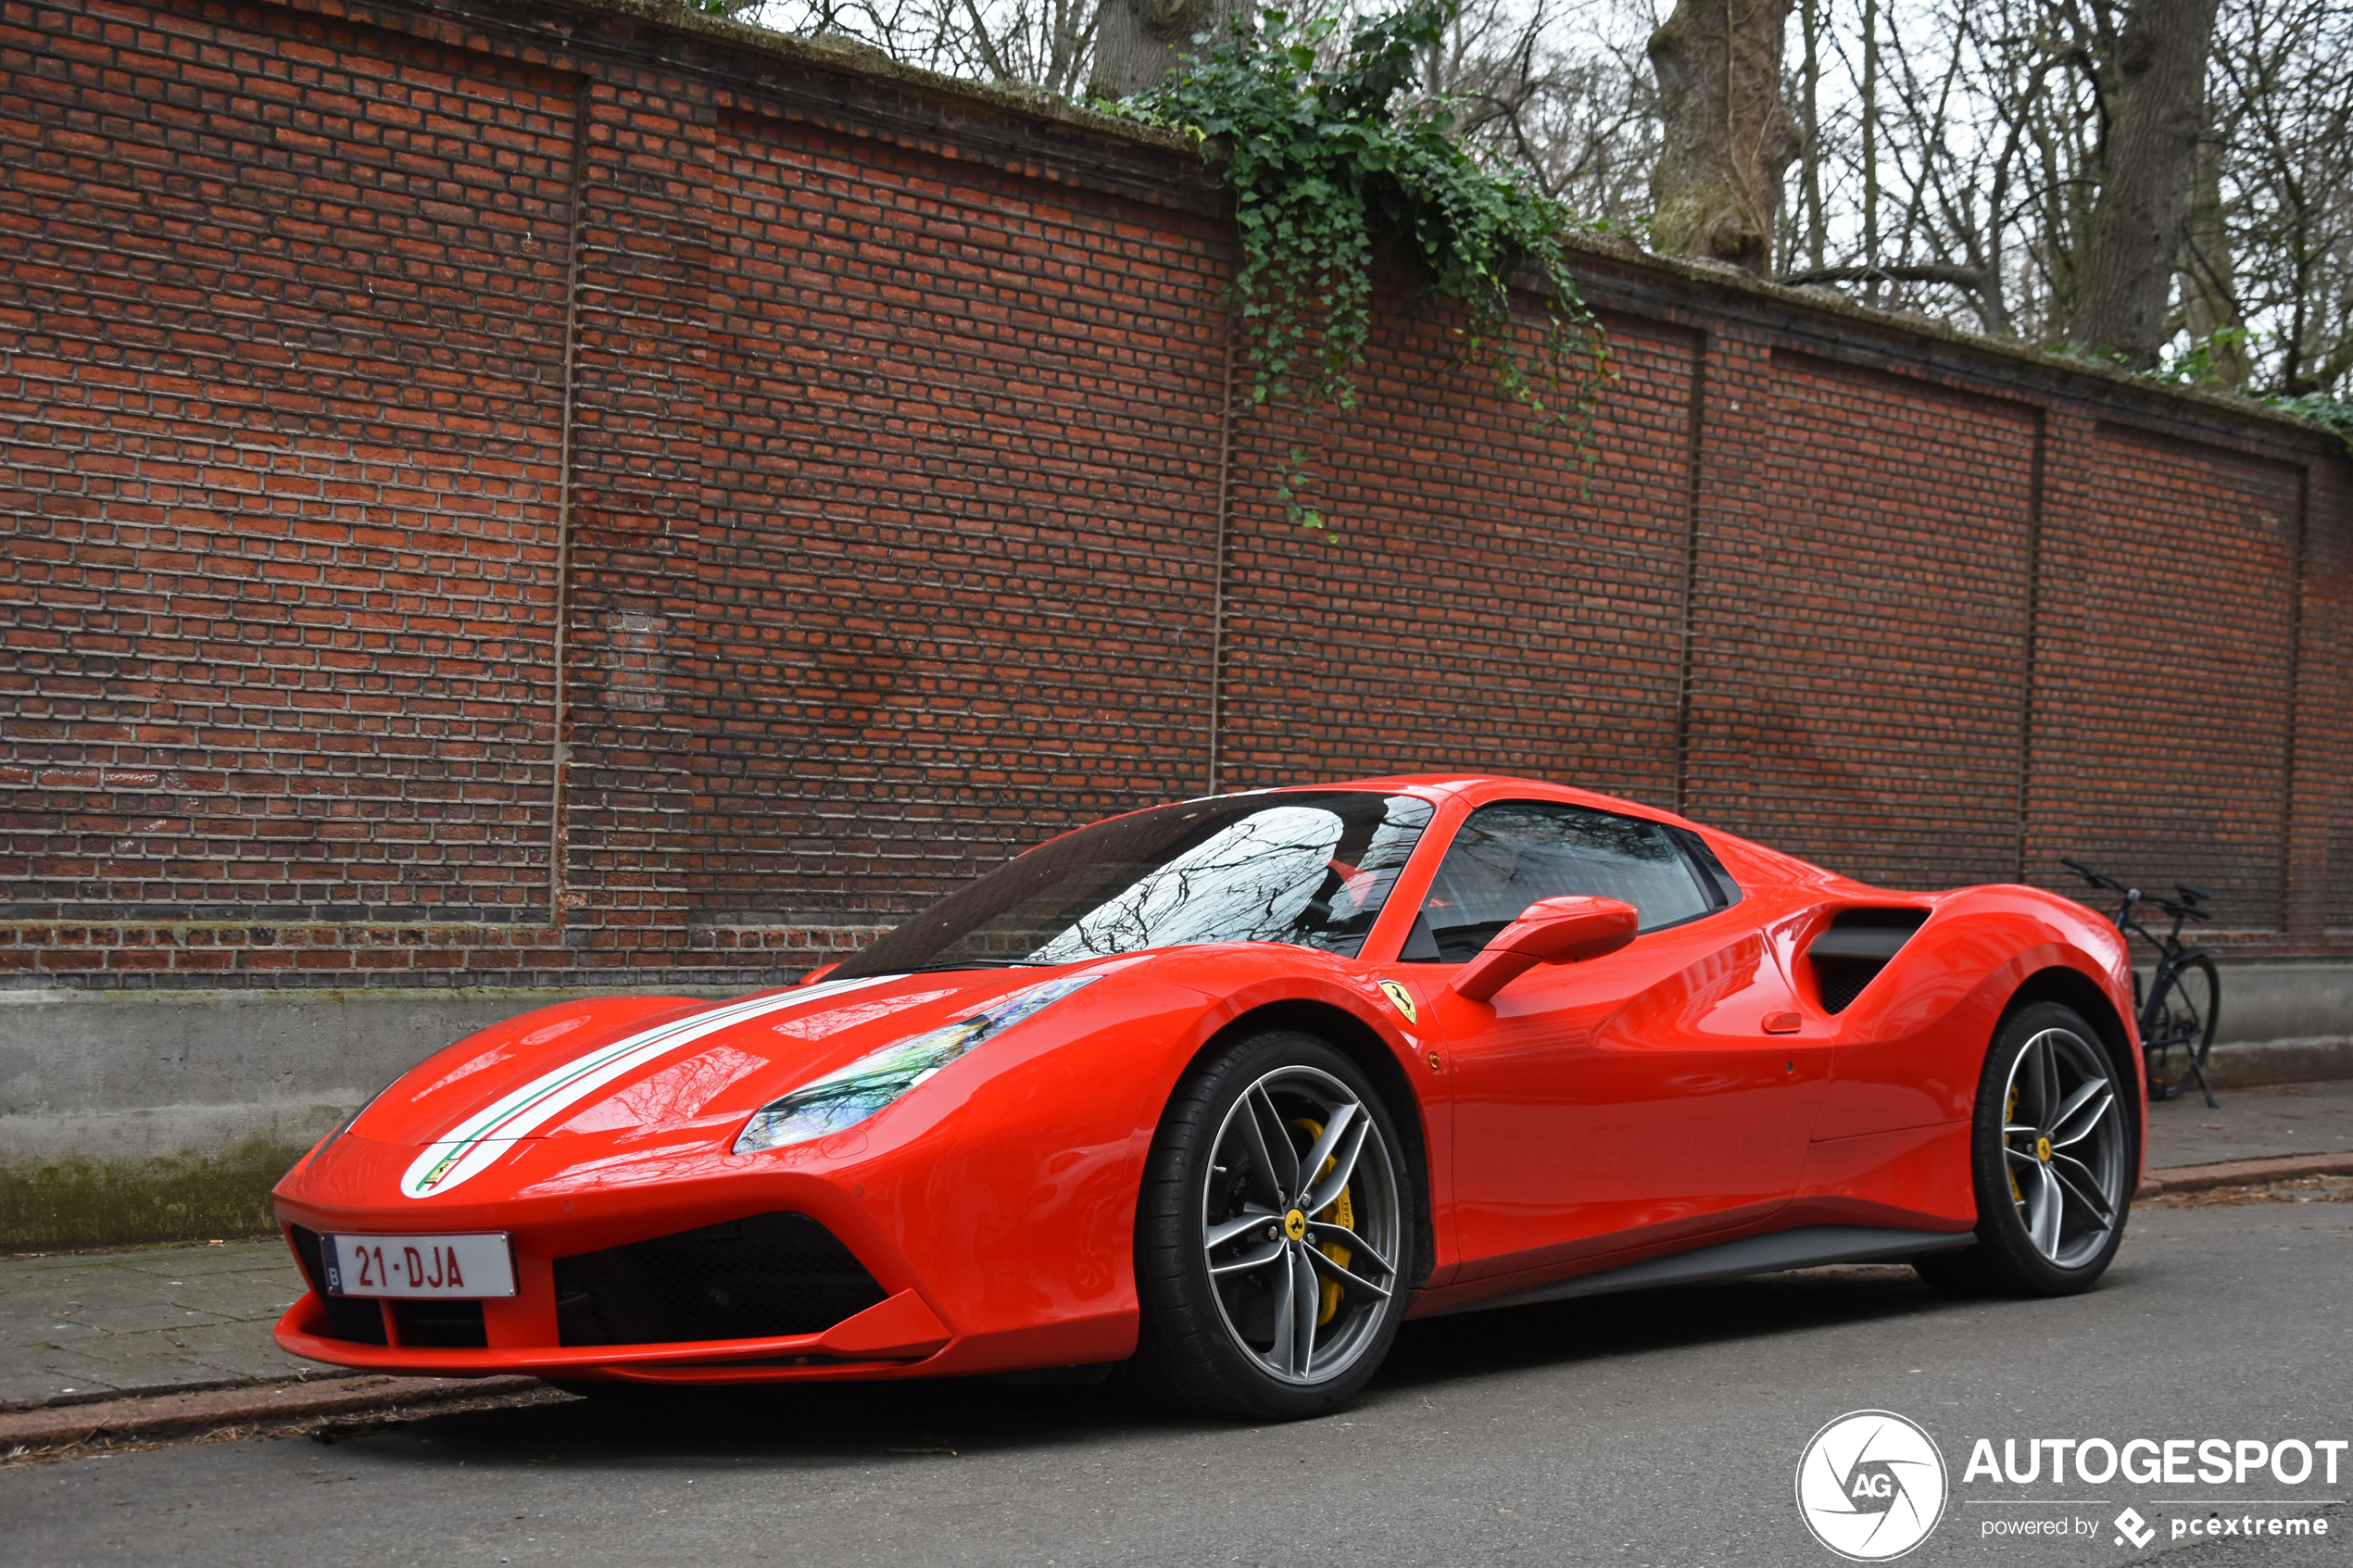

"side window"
[1407,801,1717,961]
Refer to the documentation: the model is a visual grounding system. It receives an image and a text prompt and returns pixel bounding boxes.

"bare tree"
[744,0,1099,93]
[2178,98,2250,386]
[1420,0,1660,222]
[1089,0,1241,96]
[2209,0,2353,395]
[1647,0,1801,274]
[2065,0,2227,363]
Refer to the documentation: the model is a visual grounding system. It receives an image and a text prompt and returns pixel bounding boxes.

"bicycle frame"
[2078,869,2221,1108]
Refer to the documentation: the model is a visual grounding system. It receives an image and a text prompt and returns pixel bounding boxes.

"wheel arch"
[1198,998,1439,1288]
[2000,965,2145,1165]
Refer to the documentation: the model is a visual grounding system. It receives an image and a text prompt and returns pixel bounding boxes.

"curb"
[2141,1151,2353,1197]
[0,1374,546,1452]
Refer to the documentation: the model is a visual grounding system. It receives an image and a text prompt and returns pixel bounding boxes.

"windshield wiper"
[901,959,1057,972]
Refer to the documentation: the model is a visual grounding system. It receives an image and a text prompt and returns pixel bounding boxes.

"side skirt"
[1420,1225,1977,1319]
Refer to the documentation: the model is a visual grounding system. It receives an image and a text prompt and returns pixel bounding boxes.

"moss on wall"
[0,1140,310,1251]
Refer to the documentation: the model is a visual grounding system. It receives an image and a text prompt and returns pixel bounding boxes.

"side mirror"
[1449,895,1637,1004]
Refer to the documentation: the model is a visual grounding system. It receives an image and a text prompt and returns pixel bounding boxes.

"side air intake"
[1807,909,1930,1014]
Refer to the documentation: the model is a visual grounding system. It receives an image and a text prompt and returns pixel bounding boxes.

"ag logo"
[1795,1410,1948,1562]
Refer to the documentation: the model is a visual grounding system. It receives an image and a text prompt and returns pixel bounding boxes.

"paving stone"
[0,1317,107,1351]
[160,1322,334,1383]
[148,1275,307,1324]
[106,1243,296,1280]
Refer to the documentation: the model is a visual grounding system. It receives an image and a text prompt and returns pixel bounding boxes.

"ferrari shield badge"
[1376,978,1418,1024]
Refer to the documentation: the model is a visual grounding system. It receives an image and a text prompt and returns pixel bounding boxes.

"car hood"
[307,966,1107,1203]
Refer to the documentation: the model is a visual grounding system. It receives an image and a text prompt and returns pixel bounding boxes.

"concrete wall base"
[2193,963,2353,1047]
[2201,1036,2353,1090]
[0,985,736,1250]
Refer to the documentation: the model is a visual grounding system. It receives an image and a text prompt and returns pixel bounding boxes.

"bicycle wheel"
[2141,956,2219,1101]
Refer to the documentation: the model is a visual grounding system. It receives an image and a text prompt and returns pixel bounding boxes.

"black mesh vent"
[287,1225,389,1346]
[390,1298,488,1348]
[1807,909,1929,1015]
[1814,960,1878,1015]
[552,1211,887,1348]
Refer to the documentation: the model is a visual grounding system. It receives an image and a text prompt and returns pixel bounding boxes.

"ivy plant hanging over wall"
[1112,1,1613,530]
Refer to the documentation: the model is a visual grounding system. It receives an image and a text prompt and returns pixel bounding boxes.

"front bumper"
[271,1280,955,1384]
[270,1139,1141,1383]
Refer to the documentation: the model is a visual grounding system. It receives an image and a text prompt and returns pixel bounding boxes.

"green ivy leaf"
[1111,0,1614,531]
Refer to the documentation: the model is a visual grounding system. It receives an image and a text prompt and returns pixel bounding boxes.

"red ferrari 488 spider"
[272,775,2144,1417]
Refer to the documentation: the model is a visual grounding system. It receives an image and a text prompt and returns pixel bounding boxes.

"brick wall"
[4,0,2347,990]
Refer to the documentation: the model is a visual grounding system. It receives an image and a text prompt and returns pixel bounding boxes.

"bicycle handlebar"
[2060,857,2133,898]
[2060,858,2216,925]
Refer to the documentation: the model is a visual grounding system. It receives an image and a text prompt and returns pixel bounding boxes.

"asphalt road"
[5,1199,2347,1568]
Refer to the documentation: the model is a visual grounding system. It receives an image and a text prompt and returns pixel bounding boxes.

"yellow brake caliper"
[2006,1085,2024,1205]
[1291,1118,1354,1325]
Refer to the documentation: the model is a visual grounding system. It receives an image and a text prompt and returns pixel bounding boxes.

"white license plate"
[321,1233,516,1298]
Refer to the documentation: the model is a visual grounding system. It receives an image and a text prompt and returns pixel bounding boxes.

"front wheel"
[2142,956,2219,1102]
[1915,1001,2133,1297]
[1126,1029,1413,1420]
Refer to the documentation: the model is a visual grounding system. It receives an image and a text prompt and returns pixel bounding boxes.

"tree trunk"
[1087,0,1239,99]
[2178,110,2247,387]
[1798,0,1823,272]
[2064,0,2225,366]
[1859,0,1879,305]
[1647,0,1801,276]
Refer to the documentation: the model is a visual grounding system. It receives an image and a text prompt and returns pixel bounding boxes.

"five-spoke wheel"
[1129,1030,1412,1418]
[1199,1065,1403,1386]
[1996,1021,2128,1268]
[1917,1000,2134,1296]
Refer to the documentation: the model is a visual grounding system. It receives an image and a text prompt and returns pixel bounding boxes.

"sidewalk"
[6,1081,2352,1421]
[2141,1076,2353,1165]
[0,1237,334,1410]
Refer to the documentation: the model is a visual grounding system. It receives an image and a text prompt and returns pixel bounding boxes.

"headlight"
[733,972,1102,1154]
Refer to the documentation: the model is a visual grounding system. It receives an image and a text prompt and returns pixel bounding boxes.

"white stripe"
[399,975,893,1199]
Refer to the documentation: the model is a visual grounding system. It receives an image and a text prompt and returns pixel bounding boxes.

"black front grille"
[553,1211,887,1348]
[287,1225,389,1346]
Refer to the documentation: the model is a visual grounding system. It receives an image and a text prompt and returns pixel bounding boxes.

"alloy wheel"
[1197,1065,1403,1386]
[1999,1025,2128,1269]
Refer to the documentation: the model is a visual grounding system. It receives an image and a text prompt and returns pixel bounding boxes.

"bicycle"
[2061,858,2221,1107]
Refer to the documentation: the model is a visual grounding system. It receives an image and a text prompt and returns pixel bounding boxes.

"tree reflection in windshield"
[834,793,1434,977]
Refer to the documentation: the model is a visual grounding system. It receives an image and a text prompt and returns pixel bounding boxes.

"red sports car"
[271,775,2144,1417]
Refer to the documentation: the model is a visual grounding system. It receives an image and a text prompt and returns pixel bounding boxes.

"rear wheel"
[1126,1029,1412,1420]
[2141,957,2219,1102]
[1915,1002,2133,1297]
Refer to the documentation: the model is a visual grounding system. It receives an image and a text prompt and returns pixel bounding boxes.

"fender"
[1811,890,2132,1142]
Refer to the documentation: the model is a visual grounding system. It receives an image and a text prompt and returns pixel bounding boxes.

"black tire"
[2141,956,2219,1102]
[1914,1001,2135,1298]
[1126,1028,1414,1420]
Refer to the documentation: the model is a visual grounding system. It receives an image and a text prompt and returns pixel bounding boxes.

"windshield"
[834,792,1436,977]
